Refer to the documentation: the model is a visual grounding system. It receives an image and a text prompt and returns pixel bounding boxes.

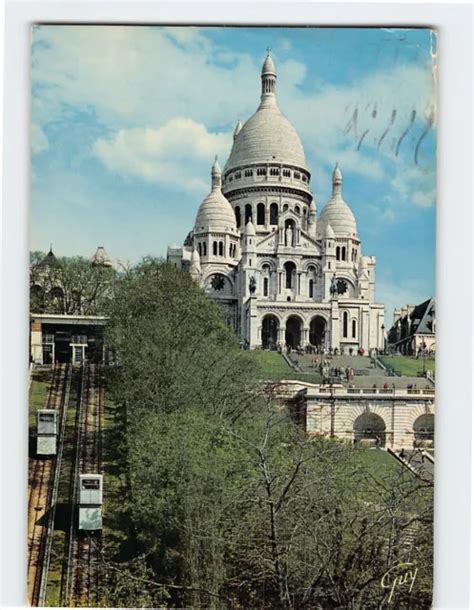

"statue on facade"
[285,225,293,246]
[330,273,338,297]
[249,275,256,295]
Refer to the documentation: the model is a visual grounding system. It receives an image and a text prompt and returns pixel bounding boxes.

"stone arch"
[413,413,435,447]
[269,202,279,225]
[256,202,265,225]
[284,260,296,289]
[285,314,303,349]
[354,412,386,447]
[234,206,241,228]
[261,314,280,350]
[309,315,327,348]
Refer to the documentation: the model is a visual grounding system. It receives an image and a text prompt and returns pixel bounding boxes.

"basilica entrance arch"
[413,414,434,446]
[353,412,386,446]
[285,315,302,349]
[309,316,326,348]
[261,315,279,350]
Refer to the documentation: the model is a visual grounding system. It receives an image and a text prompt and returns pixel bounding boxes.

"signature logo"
[381,561,418,604]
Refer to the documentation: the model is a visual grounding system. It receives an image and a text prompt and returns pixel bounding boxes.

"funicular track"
[61,363,104,607]
[28,363,72,607]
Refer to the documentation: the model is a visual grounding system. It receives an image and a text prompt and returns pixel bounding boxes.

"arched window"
[213,241,217,256]
[203,242,207,256]
[283,204,289,212]
[341,246,346,261]
[284,261,296,289]
[343,311,349,338]
[218,241,224,256]
[309,279,314,298]
[235,206,241,228]
[336,246,340,260]
[198,243,202,256]
[263,277,269,296]
[245,204,252,224]
[257,203,265,225]
[295,205,300,215]
[270,203,278,225]
[352,319,357,338]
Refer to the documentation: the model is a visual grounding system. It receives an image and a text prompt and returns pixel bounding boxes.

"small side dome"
[191,248,200,263]
[318,163,358,238]
[245,220,256,236]
[324,223,335,239]
[194,160,237,233]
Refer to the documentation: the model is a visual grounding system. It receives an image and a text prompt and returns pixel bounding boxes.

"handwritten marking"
[381,561,418,604]
[396,109,416,156]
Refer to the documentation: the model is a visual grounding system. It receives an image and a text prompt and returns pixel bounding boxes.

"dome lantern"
[260,48,277,107]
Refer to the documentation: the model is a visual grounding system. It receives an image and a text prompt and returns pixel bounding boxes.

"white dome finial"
[332,162,342,196]
[211,156,222,189]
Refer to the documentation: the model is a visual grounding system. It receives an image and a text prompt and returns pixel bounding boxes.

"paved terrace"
[289,354,434,389]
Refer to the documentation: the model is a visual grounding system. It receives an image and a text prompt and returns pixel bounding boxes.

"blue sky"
[30,26,436,317]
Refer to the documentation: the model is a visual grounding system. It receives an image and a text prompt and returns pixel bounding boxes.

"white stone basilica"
[168,52,385,352]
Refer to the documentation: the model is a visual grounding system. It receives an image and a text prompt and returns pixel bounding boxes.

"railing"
[307,386,435,398]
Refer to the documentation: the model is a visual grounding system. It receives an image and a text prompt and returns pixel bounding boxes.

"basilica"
[168,52,385,352]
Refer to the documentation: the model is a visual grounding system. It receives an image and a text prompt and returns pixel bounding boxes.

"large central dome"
[224,52,307,172]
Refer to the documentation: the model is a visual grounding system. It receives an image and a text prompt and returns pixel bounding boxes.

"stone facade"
[168,52,385,352]
[288,385,435,450]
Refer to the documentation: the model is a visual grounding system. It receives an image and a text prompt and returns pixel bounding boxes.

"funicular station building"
[30,314,107,365]
[168,52,385,352]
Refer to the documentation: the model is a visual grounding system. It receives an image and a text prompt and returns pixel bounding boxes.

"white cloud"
[31,123,49,154]
[32,25,436,205]
[94,118,232,193]
[390,164,436,208]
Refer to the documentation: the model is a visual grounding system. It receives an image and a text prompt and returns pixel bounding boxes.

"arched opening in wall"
[336,246,340,260]
[343,311,349,338]
[257,203,265,225]
[270,203,279,225]
[284,261,296,289]
[354,412,386,447]
[352,319,357,338]
[295,205,300,215]
[413,414,435,447]
[245,204,252,224]
[341,246,346,261]
[213,242,217,256]
[197,243,202,256]
[218,242,224,256]
[263,277,269,296]
[283,204,289,212]
[261,315,279,350]
[309,316,326,348]
[285,315,302,349]
[235,206,241,228]
[309,279,314,298]
[203,242,207,256]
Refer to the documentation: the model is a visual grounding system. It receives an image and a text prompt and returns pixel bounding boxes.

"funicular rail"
[61,363,104,607]
[28,364,71,607]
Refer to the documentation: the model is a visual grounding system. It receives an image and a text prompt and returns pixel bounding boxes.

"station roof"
[31,313,108,326]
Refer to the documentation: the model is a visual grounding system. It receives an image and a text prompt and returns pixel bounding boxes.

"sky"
[30,25,436,318]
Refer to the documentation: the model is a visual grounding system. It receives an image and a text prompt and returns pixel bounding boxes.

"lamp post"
[381,323,385,354]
